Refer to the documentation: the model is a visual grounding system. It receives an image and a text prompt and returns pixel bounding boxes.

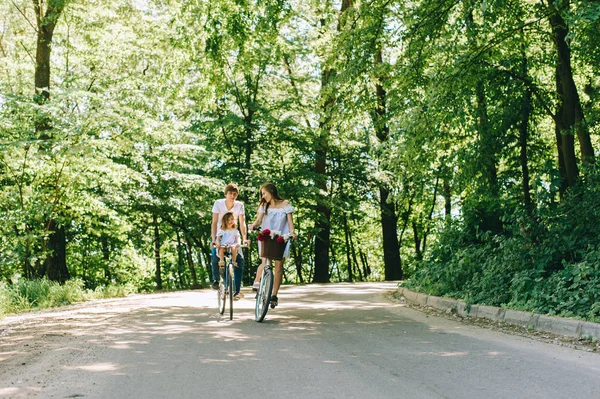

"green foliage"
[1,0,599,320]
[0,278,134,318]
[408,171,600,321]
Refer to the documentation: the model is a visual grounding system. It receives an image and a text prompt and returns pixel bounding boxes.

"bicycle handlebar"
[214,244,249,249]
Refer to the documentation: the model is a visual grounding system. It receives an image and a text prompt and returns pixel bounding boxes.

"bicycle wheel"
[218,267,226,315]
[255,264,273,322]
[228,263,235,320]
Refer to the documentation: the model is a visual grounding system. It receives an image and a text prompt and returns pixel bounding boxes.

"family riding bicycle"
[210,182,296,321]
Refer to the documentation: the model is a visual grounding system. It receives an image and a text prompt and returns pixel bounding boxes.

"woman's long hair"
[259,182,284,214]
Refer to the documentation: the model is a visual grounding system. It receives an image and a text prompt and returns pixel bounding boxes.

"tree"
[34,0,69,282]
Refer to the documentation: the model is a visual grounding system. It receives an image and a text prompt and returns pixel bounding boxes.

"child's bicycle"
[217,244,247,320]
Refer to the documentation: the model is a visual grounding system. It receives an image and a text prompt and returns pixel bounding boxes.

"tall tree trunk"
[547,0,595,193]
[517,28,533,213]
[176,230,186,289]
[555,69,568,199]
[184,233,199,288]
[359,249,370,278]
[153,214,162,290]
[34,0,68,282]
[101,235,112,282]
[412,222,422,261]
[313,126,331,282]
[348,223,362,281]
[44,220,69,283]
[373,48,403,281]
[313,1,355,283]
[443,177,451,220]
[520,88,533,212]
[343,213,354,282]
[548,0,595,176]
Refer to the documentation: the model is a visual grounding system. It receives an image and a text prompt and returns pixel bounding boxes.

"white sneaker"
[252,282,260,292]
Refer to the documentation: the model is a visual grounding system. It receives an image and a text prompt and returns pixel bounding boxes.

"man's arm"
[211,213,219,246]
[239,213,250,245]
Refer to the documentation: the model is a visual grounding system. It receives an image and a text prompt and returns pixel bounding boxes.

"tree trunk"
[176,230,186,289]
[313,132,331,282]
[548,0,595,175]
[520,85,533,212]
[343,213,354,282]
[184,233,199,288]
[359,248,371,278]
[348,228,362,281]
[443,178,451,220]
[101,235,112,282]
[44,220,69,283]
[153,214,162,290]
[555,70,568,199]
[412,221,422,261]
[373,49,403,280]
[34,1,67,282]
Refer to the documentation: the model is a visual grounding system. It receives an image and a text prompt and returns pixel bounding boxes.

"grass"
[0,279,135,318]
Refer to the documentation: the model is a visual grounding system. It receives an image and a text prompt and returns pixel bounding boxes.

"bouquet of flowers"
[256,229,292,244]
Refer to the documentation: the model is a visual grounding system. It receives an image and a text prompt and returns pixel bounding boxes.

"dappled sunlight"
[418,351,470,357]
[226,350,256,358]
[210,328,250,341]
[66,362,121,372]
[198,358,232,364]
[0,387,19,395]
[0,351,21,362]
[0,282,459,393]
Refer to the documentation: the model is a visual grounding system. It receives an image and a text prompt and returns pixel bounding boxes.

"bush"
[407,171,600,321]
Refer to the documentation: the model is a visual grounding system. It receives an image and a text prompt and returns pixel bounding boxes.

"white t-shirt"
[212,199,245,237]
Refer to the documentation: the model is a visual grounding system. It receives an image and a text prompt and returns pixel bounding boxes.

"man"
[210,183,250,299]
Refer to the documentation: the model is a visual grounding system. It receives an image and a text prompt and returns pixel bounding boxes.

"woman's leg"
[254,258,266,283]
[272,260,284,296]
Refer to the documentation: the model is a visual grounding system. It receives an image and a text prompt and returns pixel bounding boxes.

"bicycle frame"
[217,244,246,320]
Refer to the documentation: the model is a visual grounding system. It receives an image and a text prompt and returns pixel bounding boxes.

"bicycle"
[216,244,247,320]
[254,234,288,322]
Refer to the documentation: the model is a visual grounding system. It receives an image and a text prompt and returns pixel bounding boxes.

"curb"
[397,287,600,341]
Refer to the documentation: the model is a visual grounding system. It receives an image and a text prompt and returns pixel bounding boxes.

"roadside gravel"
[390,291,600,353]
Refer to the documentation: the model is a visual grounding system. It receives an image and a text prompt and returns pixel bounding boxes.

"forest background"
[1,0,599,321]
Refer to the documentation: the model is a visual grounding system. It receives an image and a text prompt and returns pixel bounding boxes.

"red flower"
[257,234,265,242]
[276,236,285,243]
[262,229,271,236]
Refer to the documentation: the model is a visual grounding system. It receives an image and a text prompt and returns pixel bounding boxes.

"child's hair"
[220,212,236,230]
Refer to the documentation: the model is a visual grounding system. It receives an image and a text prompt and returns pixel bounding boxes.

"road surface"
[1,282,599,398]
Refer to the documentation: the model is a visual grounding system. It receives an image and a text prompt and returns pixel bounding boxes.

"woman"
[249,182,296,308]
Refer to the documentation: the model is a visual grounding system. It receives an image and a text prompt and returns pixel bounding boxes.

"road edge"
[397,286,600,341]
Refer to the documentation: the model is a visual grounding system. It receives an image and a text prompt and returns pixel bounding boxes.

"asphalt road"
[1,282,599,398]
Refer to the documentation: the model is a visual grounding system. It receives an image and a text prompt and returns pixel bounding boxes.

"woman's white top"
[259,202,294,259]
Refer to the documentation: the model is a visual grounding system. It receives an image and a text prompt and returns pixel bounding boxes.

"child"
[217,212,241,267]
